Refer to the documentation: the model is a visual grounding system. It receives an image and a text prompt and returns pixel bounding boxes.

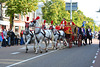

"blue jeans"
[20,37,24,45]
[8,37,10,46]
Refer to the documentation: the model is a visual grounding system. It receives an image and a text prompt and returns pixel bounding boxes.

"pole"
[70,0,72,24]
[93,21,95,38]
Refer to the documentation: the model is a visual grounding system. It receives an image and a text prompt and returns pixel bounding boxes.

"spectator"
[20,30,24,45]
[10,30,15,46]
[1,29,6,47]
[7,29,11,46]
[4,29,8,46]
[15,35,18,45]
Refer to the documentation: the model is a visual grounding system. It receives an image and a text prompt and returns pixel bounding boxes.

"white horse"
[51,28,68,49]
[30,20,54,53]
[23,30,35,53]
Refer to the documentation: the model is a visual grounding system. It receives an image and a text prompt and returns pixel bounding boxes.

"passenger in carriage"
[70,20,75,25]
[60,18,67,30]
[42,20,46,30]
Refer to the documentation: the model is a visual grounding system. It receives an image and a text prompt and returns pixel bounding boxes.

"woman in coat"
[1,29,6,47]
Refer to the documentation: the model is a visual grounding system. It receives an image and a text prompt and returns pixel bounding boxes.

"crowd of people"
[1,29,24,47]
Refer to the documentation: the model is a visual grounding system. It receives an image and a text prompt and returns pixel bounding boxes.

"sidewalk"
[92,38,99,44]
[92,39,100,67]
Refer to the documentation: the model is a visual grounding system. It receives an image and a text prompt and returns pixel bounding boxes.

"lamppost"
[70,0,72,21]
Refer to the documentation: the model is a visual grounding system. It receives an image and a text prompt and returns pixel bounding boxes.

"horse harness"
[34,28,51,43]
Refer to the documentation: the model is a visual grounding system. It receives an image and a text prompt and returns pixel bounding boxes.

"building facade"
[0,2,44,35]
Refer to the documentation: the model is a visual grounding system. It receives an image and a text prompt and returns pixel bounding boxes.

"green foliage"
[42,0,68,25]
[1,0,40,29]
[5,0,39,16]
[42,1,96,31]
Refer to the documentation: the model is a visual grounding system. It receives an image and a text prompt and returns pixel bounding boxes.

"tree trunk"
[9,14,14,30]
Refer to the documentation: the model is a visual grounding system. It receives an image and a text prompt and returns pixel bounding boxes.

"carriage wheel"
[69,39,72,48]
[63,40,67,46]
[78,34,82,47]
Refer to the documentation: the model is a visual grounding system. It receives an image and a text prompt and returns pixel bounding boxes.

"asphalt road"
[0,42,99,67]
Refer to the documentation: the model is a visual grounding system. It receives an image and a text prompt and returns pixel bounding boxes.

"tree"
[0,0,40,29]
[42,0,69,25]
[42,0,99,32]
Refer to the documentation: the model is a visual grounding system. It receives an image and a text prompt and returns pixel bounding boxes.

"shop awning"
[14,23,25,26]
[0,20,25,26]
[0,20,10,25]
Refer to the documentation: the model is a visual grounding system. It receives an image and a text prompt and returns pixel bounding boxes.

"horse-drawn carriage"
[24,16,83,54]
[63,25,82,48]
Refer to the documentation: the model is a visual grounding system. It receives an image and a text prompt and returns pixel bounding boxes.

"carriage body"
[63,25,82,48]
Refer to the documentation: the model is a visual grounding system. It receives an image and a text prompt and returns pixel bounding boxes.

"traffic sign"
[65,2,78,11]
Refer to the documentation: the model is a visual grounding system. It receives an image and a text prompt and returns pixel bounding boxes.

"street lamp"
[70,0,72,21]
[96,9,100,12]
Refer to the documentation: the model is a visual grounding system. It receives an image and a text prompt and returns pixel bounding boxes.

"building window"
[14,14,19,20]
[15,26,19,32]
[0,3,1,17]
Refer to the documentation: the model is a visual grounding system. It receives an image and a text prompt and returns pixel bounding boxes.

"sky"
[65,0,100,25]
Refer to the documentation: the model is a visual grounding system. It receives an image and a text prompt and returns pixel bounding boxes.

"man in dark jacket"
[7,29,11,46]
[86,26,92,45]
[10,30,15,46]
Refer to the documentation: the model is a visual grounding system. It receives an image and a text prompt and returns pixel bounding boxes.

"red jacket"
[72,22,75,25]
[1,32,4,39]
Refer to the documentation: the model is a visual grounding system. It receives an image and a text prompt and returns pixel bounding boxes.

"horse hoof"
[35,52,38,54]
[26,49,28,53]
[46,50,48,52]
[40,51,42,53]
[56,48,58,50]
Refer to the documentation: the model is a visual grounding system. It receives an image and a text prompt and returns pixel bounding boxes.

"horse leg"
[91,38,92,44]
[35,39,39,54]
[25,37,31,53]
[39,39,43,53]
[25,44,28,53]
[44,39,48,52]
[55,39,58,50]
[33,40,36,52]
[58,38,61,49]
[89,38,91,45]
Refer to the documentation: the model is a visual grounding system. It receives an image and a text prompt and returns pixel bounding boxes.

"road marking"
[97,51,99,53]
[90,66,93,67]
[96,53,98,55]
[94,56,97,59]
[6,50,57,67]
[11,52,20,55]
[92,60,95,64]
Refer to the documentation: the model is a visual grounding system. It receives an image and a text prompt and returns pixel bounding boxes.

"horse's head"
[30,16,40,27]
[30,20,36,27]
